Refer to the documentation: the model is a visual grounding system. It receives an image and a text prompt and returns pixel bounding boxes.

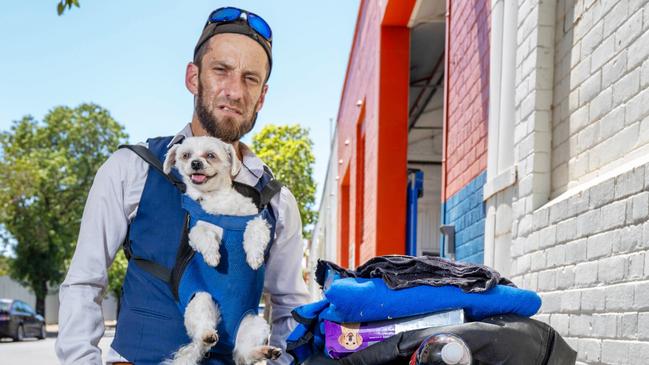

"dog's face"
[338,323,363,350]
[163,136,241,195]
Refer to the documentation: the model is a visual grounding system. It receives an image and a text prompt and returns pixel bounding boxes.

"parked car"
[0,298,46,341]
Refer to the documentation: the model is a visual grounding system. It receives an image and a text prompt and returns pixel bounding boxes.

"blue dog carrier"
[111,137,282,365]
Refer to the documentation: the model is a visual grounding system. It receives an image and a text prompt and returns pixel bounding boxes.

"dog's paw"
[243,217,270,270]
[245,250,264,270]
[202,247,221,267]
[262,346,282,360]
[202,329,219,345]
[189,222,223,267]
[236,346,282,365]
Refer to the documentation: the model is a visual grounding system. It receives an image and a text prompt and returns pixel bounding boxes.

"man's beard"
[195,81,256,143]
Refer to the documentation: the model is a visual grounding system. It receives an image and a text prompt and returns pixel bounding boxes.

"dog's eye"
[206,153,216,159]
[182,152,190,160]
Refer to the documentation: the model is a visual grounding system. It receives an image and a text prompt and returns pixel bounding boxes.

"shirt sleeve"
[55,148,147,365]
[264,187,313,365]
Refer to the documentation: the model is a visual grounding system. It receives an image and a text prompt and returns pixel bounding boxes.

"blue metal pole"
[406,170,424,256]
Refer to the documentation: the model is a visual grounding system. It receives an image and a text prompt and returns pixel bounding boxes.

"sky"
[0,0,359,207]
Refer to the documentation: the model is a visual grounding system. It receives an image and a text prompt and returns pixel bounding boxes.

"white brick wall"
[509,1,649,364]
[511,164,649,364]
[551,0,649,197]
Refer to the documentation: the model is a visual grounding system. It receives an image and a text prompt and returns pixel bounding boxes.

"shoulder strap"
[125,213,192,288]
[118,143,182,285]
[260,179,283,208]
[126,215,190,286]
[259,165,283,208]
[170,214,194,300]
[132,258,172,283]
[262,165,275,178]
[233,181,262,209]
[119,144,186,193]
[232,166,284,211]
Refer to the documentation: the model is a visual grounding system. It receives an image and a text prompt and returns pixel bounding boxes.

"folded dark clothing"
[316,255,514,293]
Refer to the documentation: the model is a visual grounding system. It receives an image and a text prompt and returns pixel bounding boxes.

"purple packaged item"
[324,309,465,359]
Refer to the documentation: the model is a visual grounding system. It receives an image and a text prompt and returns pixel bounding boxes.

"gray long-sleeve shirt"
[55,124,311,364]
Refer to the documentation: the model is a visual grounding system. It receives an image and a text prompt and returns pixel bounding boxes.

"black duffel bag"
[303,314,576,365]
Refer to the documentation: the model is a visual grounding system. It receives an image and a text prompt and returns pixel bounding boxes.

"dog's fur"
[162,136,280,365]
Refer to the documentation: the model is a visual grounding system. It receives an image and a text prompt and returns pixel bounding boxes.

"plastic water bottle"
[409,333,472,365]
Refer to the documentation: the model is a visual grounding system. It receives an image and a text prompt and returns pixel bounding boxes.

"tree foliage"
[0,255,11,276]
[57,0,80,15]
[251,124,317,238]
[0,103,128,316]
[107,249,127,302]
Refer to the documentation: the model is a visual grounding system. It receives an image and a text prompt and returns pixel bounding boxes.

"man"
[55,7,310,365]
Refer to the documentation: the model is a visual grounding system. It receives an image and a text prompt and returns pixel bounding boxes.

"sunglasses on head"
[205,7,272,44]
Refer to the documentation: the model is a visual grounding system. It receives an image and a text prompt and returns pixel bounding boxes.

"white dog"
[162,136,281,365]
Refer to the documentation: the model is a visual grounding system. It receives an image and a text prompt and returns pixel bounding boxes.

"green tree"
[56,0,80,15]
[0,103,128,317]
[251,124,317,238]
[107,249,127,310]
[0,255,11,276]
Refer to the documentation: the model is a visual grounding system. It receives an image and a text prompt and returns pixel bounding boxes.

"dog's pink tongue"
[191,174,207,184]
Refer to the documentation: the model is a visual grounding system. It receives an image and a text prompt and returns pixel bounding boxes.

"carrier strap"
[171,214,194,299]
[130,214,191,285]
[119,144,187,193]
[260,179,283,208]
[133,257,172,283]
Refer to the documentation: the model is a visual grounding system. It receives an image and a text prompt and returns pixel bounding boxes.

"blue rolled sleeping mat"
[287,256,543,364]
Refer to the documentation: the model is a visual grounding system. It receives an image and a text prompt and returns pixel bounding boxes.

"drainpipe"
[484,0,517,272]
[484,0,505,268]
[440,0,451,258]
[406,169,424,256]
[499,0,517,170]
[487,0,504,183]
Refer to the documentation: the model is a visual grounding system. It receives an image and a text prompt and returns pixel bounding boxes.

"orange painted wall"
[336,0,414,267]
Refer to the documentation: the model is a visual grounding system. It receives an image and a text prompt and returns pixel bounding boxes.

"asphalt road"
[0,328,114,364]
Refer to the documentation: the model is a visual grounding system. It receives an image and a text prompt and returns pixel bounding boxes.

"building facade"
[312,0,649,363]
[506,1,649,363]
[330,0,447,269]
[308,134,339,298]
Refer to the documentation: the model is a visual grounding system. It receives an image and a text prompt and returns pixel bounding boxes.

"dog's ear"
[227,144,242,177]
[338,334,346,347]
[163,144,179,174]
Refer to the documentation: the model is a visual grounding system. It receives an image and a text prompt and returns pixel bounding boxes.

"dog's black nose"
[191,160,203,170]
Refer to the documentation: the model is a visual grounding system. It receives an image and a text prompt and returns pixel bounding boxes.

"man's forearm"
[268,312,300,365]
[56,149,144,365]
[56,284,106,364]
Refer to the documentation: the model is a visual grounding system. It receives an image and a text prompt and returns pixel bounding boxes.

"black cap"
[194,20,273,80]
